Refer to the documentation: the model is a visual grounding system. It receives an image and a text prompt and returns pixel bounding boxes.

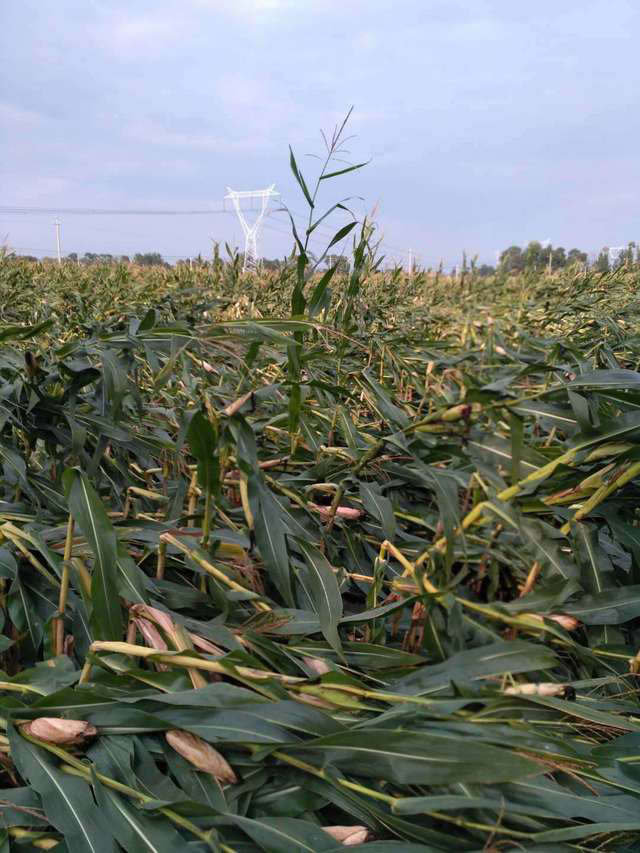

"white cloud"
[353,30,380,52]
[122,117,277,154]
[190,0,295,13]
[111,14,179,45]
[216,74,270,109]
[5,176,73,204]
[92,8,190,55]
[0,102,46,128]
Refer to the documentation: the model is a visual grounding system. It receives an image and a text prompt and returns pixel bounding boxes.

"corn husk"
[503,682,567,697]
[23,717,97,745]
[303,656,331,676]
[165,729,237,784]
[308,503,363,520]
[323,825,370,845]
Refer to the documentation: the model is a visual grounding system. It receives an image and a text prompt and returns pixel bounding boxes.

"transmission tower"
[609,246,625,267]
[225,184,279,272]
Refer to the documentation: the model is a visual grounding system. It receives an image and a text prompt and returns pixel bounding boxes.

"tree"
[261,258,282,271]
[567,248,587,267]
[550,246,566,270]
[622,242,636,268]
[523,241,547,271]
[477,264,495,276]
[595,248,610,273]
[499,246,524,274]
[134,252,164,266]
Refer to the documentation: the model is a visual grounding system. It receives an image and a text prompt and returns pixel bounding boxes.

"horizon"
[2,1,639,266]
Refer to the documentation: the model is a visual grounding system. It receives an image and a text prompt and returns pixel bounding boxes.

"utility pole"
[407,248,413,275]
[54,219,62,264]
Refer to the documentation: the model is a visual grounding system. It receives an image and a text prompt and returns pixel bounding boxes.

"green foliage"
[133,252,165,266]
[500,241,591,273]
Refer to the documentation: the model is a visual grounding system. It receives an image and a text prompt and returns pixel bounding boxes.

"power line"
[2,198,412,265]
[267,206,409,256]
[0,202,406,252]
[0,205,229,216]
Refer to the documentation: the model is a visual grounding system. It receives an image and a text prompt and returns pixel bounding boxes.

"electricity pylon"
[225,185,279,272]
[609,246,625,267]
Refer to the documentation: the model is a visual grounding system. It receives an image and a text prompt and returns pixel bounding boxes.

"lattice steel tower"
[225,185,279,272]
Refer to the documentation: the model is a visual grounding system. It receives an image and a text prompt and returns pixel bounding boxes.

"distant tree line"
[61,252,169,266]
[6,242,640,275]
[474,240,639,276]
[498,242,588,274]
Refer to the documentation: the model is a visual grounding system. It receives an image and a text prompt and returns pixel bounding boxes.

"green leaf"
[414,465,460,568]
[533,821,640,842]
[155,707,292,744]
[8,726,117,852]
[293,729,542,784]
[231,814,337,852]
[393,640,558,695]
[572,409,640,451]
[293,640,423,671]
[93,773,185,852]
[0,319,53,342]
[500,774,640,823]
[187,410,219,497]
[248,474,294,607]
[572,522,615,594]
[518,518,579,580]
[359,481,396,541]
[319,160,370,181]
[0,547,17,579]
[564,585,640,624]
[0,786,47,827]
[568,368,640,390]
[291,537,343,655]
[63,467,123,641]
[392,793,530,816]
[308,265,337,318]
[289,147,314,209]
[326,221,357,251]
[510,411,524,482]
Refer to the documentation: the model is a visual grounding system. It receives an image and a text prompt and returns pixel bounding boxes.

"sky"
[1,0,639,267]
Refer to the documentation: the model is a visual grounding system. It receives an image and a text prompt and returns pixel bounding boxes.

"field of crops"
[1,251,640,851]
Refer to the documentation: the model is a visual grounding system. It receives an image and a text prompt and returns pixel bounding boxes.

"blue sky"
[1,0,638,266]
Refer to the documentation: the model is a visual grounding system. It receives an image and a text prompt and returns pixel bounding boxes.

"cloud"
[215,74,271,109]
[190,0,298,13]
[111,14,178,44]
[92,8,191,56]
[0,102,46,128]
[1,175,73,204]
[353,30,380,52]
[122,117,276,154]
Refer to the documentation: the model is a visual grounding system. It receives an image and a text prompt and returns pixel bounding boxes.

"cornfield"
[1,147,640,851]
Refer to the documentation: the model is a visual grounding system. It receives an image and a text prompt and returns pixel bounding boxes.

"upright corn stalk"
[283,109,368,443]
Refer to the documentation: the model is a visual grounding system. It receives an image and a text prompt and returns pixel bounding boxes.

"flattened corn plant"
[0,141,640,851]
